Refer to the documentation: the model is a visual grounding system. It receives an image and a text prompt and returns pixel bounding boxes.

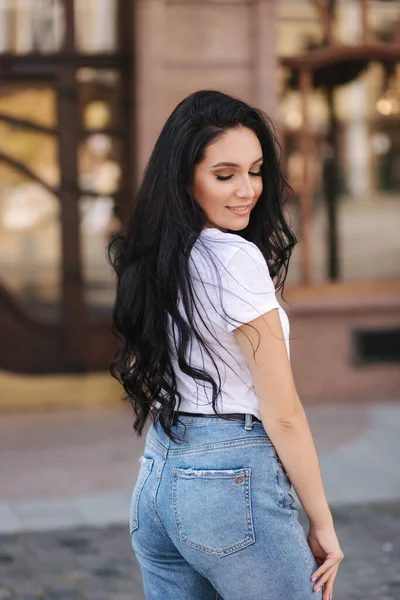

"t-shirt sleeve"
[220,243,280,332]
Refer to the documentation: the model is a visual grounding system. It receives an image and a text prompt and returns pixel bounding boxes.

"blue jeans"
[130,413,322,600]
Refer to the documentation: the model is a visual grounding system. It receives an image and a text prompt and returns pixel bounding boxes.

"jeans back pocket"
[130,456,154,534]
[172,467,255,557]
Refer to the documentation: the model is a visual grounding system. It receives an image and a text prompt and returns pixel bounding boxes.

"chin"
[227,220,250,232]
[209,216,251,232]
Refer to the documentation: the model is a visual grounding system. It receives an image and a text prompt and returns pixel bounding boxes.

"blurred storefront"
[0,1,399,405]
[274,0,400,403]
[0,0,134,375]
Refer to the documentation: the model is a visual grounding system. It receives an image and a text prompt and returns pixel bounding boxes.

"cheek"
[198,180,231,209]
[209,182,233,206]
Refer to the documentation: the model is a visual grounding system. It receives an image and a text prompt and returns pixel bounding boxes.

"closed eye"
[216,171,262,181]
[216,174,233,181]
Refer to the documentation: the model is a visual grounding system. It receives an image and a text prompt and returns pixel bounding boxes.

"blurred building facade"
[0,0,399,403]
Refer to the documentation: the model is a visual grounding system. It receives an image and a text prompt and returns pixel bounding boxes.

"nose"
[236,175,256,200]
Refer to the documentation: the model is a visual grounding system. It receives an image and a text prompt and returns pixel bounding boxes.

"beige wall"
[135,0,277,175]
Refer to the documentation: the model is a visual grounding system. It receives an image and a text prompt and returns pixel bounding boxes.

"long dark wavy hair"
[108,90,297,442]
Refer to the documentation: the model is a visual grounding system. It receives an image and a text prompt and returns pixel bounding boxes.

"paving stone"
[7,596,43,600]
[0,500,399,599]
[42,592,83,600]
[4,582,44,596]
[0,553,14,565]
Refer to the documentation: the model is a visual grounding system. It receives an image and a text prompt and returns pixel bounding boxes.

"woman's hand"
[307,524,344,600]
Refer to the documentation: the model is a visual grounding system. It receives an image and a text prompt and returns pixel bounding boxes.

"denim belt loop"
[244,413,253,431]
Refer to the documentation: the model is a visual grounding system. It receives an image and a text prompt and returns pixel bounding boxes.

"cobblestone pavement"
[0,501,399,600]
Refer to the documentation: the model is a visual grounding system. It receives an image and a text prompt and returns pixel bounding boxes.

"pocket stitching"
[168,437,273,456]
[130,457,154,534]
[172,467,255,557]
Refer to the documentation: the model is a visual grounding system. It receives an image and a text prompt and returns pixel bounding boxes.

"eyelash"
[216,171,262,181]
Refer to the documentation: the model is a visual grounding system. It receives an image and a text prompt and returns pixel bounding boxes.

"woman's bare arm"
[234,307,332,528]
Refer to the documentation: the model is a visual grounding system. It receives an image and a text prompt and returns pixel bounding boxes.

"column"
[135,0,166,176]
[252,0,277,118]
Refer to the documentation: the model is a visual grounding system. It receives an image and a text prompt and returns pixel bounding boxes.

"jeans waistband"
[147,410,266,455]
[176,410,261,422]
[174,411,262,431]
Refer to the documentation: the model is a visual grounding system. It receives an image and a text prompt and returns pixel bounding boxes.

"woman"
[109,90,343,600]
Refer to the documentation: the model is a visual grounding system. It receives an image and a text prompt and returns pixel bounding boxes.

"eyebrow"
[211,156,263,168]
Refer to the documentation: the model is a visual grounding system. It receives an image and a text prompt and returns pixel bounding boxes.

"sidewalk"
[0,401,399,599]
[1,401,399,533]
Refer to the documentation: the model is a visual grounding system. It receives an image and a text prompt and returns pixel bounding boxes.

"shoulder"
[195,228,263,269]
[191,228,275,292]
[188,229,280,331]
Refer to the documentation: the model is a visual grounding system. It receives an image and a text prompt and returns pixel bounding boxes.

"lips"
[227,204,252,209]
[226,204,252,216]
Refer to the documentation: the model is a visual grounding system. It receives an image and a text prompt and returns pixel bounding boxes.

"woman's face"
[192,126,263,232]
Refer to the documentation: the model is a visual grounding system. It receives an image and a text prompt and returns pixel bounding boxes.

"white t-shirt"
[167,227,290,421]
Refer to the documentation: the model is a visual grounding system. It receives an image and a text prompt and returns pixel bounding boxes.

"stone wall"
[135,0,277,175]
